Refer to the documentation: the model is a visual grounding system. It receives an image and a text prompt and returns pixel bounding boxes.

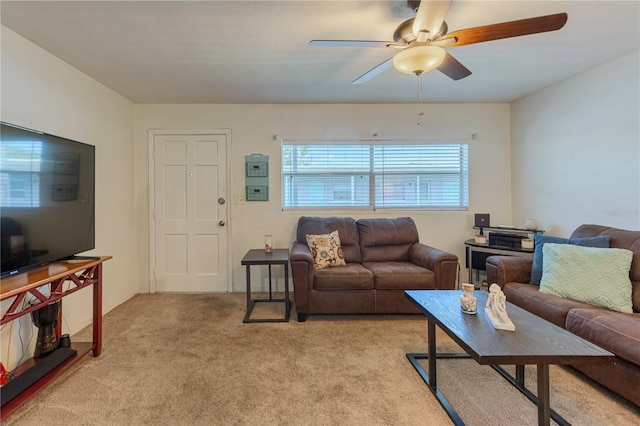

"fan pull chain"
[417,73,425,125]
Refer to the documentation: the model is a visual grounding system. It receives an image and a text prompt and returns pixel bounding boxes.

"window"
[282,141,468,210]
[0,140,42,207]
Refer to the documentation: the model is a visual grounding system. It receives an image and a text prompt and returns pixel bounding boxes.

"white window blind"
[282,141,468,210]
[0,140,42,207]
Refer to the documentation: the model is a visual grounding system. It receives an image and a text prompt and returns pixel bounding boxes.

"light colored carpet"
[3,293,639,426]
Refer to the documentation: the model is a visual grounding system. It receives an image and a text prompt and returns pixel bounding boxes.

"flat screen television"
[0,122,96,278]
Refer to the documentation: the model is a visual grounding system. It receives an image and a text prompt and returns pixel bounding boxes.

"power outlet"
[234,195,245,204]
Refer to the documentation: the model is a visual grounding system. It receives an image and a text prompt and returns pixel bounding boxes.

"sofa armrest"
[291,241,313,259]
[290,241,315,315]
[485,255,533,290]
[410,243,459,290]
[290,241,314,287]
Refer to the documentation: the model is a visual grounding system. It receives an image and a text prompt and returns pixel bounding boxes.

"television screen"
[0,122,95,277]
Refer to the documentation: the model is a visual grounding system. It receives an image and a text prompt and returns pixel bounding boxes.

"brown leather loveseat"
[486,224,640,407]
[290,216,458,322]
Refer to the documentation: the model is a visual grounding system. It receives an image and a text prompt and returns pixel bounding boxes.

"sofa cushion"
[571,224,640,313]
[530,234,610,285]
[539,244,633,313]
[313,264,374,290]
[297,216,361,263]
[566,308,640,366]
[504,282,597,328]
[362,261,435,290]
[357,217,419,262]
[306,230,347,270]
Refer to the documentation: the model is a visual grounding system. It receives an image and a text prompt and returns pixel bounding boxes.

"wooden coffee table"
[405,290,614,426]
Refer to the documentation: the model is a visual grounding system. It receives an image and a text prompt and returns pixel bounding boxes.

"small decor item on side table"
[524,218,539,231]
[485,284,515,331]
[265,234,273,253]
[460,283,477,314]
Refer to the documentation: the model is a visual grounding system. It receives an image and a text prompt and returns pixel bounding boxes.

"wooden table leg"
[537,364,550,426]
[515,364,525,388]
[284,264,290,320]
[428,317,437,390]
[245,264,251,310]
[92,264,103,357]
[55,299,63,338]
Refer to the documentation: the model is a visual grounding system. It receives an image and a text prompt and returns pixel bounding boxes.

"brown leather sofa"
[486,224,640,407]
[290,216,458,322]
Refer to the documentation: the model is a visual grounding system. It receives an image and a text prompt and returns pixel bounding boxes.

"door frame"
[147,128,232,293]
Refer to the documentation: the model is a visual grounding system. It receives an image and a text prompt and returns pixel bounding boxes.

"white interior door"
[151,132,228,292]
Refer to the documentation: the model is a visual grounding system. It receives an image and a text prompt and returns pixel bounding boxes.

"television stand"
[0,256,111,420]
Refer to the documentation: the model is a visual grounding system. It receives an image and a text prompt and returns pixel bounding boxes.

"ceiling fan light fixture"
[392,45,446,75]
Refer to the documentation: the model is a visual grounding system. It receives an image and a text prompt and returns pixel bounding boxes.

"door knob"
[219,220,226,226]
[218,197,226,205]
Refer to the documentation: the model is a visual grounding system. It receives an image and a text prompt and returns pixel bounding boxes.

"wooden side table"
[241,249,290,323]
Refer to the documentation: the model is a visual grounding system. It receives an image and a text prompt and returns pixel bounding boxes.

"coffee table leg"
[407,321,467,426]
[537,364,551,426]
[516,364,525,388]
[428,317,437,389]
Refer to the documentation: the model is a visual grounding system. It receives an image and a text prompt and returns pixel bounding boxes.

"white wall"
[135,103,512,292]
[1,26,137,370]
[511,50,640,236]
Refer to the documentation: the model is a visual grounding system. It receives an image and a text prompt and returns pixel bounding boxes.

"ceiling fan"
[310,0,568,84]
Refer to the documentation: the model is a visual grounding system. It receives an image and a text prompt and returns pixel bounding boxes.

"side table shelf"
[465,240,533,287]
[0,256,111,420]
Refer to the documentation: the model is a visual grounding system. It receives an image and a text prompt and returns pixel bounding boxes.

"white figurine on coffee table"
[485,283,515,331]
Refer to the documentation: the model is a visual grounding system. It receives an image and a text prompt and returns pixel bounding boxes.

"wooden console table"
[0,256,111,420]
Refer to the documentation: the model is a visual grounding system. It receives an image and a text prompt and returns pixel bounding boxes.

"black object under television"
[0,122,96,278]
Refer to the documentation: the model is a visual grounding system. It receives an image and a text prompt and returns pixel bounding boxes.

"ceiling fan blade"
[440,13,568,47]
[437,52,472,81]
[310,40,403,48]
[413,0,452,42]
[352,58,394,85]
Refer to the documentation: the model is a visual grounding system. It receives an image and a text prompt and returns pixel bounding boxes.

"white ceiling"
[1,1,639,104]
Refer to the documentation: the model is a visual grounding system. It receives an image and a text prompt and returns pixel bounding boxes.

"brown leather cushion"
[566,308,640,366]
[363,261,435,290]
[313,264,373,290]
[357,217,419,262]
[504,282,596,328]
[571,224,640,312]
[297,216,361,263]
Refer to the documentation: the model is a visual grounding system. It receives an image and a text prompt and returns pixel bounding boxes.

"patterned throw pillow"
[305,230,347,270]
[539,243,633,313]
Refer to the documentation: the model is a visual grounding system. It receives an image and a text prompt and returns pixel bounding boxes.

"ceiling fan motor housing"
[394,19,448,44]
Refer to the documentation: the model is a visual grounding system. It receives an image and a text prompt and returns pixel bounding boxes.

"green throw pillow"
[539,243,633,313]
